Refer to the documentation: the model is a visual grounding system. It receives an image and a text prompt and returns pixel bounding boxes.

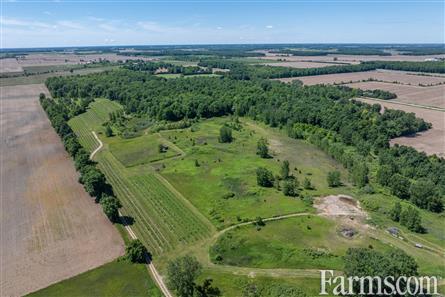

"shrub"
[125,239,147,263]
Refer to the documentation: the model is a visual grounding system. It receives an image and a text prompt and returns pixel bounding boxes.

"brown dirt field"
[262,61,343,68]
[0,84,124,296]
[345,82,445,109]
[0,58,23,73]
[263,53,445,63]
[277,70,445,86]
[16,53,155,67]
[356,97,445,157]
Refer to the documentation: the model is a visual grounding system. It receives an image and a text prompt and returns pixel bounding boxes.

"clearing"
[0,84,124,296]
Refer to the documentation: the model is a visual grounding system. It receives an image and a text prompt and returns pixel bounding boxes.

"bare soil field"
[357,97,445,157]
[0,84,124,296]
[0,58,23,73]
[346,82,445,108]
[262,61,345,68]
[263,52,445,63]
[16,53,154,67]
[277,70,445,86]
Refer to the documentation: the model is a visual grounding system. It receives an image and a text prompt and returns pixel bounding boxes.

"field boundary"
[355,96,445,112]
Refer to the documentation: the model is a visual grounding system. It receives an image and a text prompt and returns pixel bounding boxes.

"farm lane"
[91,132,173,297]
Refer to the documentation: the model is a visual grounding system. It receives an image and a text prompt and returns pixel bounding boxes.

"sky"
[1,0,444,48]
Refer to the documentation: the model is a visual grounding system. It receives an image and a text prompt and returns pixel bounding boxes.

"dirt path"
[90,131,103,159]
[91,132,173,297]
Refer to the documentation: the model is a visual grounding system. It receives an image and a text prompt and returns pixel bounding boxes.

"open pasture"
[108,133,181,167]
[277,69,445,86]
[346,81,445,108]
[0,85,124,296]
[159,118,350,228]
[211,215,391,270]
[27,260,161,297]
[356,97,445,157]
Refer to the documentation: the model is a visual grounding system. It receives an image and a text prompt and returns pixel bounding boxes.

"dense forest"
[46,70,444,213]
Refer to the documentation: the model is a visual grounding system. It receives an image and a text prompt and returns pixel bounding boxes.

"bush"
[327,171,341,187]
[219,126,233,143]
[125,239,147,263]
[256,167,274,187]
[256,137,269,158]
[282,179,299,197]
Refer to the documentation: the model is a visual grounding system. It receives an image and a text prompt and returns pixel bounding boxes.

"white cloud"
[137,21,166,33]
[57,20,85,30]
[88,16,105,22]
[99,23,117,31]
[266,25,273,29]
[1,17,52,28]
[217,26,223,30]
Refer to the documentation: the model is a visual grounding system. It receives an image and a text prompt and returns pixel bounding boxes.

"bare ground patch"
[345,82,445,108]
[277,70,445,86]
[357,97,445,158]
[0,84,124,296]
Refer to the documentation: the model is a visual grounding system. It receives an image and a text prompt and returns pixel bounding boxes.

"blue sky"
[1,0,444,48]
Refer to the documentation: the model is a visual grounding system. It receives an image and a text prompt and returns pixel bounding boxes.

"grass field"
[27,261,161,297]
[159,118,349,228]
[198,269,334,297]
[210,215,392,270]
[68,98,123,151]
[68,99,214,255]
[108,133,181,167]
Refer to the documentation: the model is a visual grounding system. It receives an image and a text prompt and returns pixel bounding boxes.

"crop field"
[0,66,118,86]
[357,97,445,157]
[346,81,445,108]
[158,118,350,228]
[15,53,155,67]
[68,100,214,255]
[0,85,124,296]
[262,61,347,68]
[0,58,24,73]
[262,52,445,63]
[28,260,162,297]
[277,69,445,86]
